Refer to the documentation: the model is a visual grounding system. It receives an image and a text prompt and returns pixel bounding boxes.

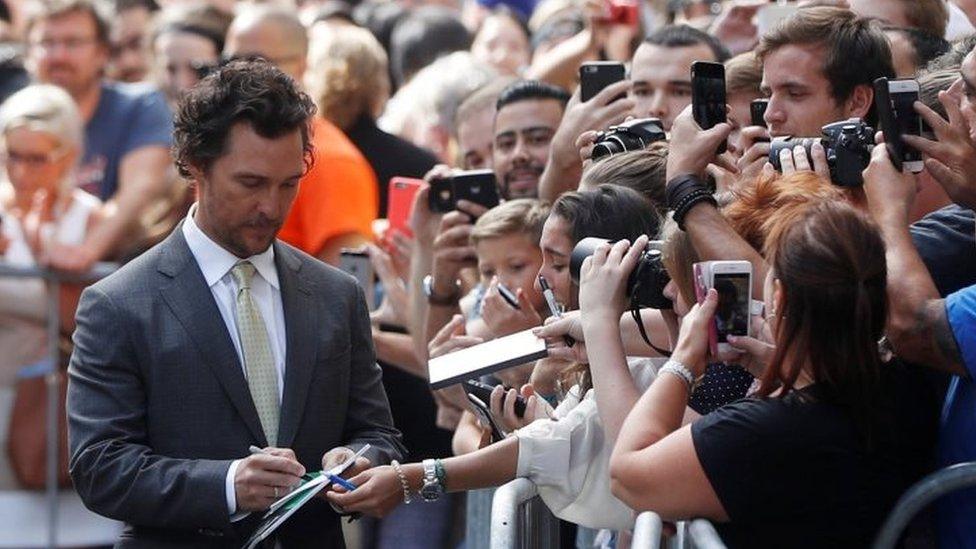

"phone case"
[464,380,526,417]
[467,394,505,442]
[387,177,422,239]
[691,62,727,153]
[580,62,626,102]
[428,177,455,213]
[693,262,719,357]
[873,78,904,172]
[452,170,500,211]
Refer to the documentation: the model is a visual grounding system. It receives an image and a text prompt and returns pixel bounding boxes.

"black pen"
[538,275,575,347]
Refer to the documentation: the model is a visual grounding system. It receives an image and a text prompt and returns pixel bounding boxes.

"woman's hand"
[579,236,649,324]
[670,288,720,377]
[481,277,543,338]
[429,315,483,428]
[488,383,553,432]
[366,243,408,326]
[326,465,408,518]
[533,313,588,363]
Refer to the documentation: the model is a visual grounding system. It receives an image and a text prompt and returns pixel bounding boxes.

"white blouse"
[514,357,666,530]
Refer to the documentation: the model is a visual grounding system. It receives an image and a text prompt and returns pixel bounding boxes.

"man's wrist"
[226,459,242,517]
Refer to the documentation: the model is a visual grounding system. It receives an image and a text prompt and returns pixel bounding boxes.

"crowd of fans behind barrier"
[2,0,976,547]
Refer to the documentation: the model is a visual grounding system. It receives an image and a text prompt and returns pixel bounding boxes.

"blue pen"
[327,474,357,491]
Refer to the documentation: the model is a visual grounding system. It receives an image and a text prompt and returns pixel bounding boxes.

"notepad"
[427,328,548,389]
[243,445,370,549]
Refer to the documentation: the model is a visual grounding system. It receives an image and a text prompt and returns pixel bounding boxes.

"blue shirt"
[77,82,173,200]
[938,284,976,549]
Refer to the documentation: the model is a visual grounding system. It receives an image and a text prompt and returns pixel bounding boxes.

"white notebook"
[428,328,548,389]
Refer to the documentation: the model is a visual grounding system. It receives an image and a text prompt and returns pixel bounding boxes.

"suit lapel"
[275,243,316,449]
[157,228,267,445]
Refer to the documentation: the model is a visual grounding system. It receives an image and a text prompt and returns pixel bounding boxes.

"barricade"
[489,478,560,549]
[873,461,976,549]
[0,262,118,548]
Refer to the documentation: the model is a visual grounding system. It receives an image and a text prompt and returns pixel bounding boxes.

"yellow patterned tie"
[231,261,279,446]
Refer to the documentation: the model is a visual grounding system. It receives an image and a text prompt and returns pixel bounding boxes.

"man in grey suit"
[67,59,404,548]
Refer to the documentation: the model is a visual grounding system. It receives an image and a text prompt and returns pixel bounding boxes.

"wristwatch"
[420,459,445,502]
[423,274,460,306]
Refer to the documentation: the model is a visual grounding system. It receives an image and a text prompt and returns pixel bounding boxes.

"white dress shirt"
[181,206,288,517]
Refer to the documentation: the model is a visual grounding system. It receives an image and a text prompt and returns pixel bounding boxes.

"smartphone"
[707,261,752,354]
[464,379,527,417]
[496,283,521,310]
[467,394,506,442]
[580,61,626,102]
[873,78,923,173]
[387,177,422,238]
[691,61,728,153]
[452,169,500,212]
[339,250,376,310]
[750,99,769,128]
[427,177,455,213]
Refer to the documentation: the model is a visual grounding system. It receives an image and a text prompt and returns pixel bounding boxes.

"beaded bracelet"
[659,359,695,392]
[390,460,412,505]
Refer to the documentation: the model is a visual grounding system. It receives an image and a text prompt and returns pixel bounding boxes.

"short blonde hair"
[470,199,551,246]
[306,25,389,130]
[0,84,83,155]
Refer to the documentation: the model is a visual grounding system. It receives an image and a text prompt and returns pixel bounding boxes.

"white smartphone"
[338,249,376,310]
[707,261,753,354]
[887,79,924,173]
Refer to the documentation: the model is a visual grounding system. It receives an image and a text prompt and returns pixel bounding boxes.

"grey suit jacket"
[67,227,405,548]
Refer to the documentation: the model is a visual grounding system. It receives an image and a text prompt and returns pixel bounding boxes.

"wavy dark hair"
[172,59,317,179]
[551,184,662,394]
[757,201,887,437]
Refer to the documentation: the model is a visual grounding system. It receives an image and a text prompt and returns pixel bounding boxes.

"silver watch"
[419,459,444,502]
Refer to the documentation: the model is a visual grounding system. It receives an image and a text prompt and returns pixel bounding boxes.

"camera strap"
[628,267,671,357]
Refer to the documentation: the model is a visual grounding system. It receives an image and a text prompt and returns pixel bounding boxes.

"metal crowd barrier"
[873,461,976,549]
[632,511,664,548]
[0,261,118,549]
[489,478,560,549]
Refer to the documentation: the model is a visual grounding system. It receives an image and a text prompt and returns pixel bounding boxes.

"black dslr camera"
[569,237,672,310]
[591,118,667,160]
[768,118,875,187]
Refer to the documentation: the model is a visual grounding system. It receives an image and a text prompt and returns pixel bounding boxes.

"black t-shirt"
[691,364,938,548]
[910,204,976,297]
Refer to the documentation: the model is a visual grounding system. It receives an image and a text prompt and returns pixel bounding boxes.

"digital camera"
[591,118,667,160]
[570,237,672,310]
[768,118,875,187]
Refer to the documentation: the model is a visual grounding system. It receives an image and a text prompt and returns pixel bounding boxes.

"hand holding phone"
[464,379,527,417]
[705,261,753,355]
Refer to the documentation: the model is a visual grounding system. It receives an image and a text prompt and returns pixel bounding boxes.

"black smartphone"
[339,250,375,310]
[452,169,500,211]
[873,77,923,173]
[580,61,626,102]
[464,379,526,417]
[497,283,521,310]
[750,98,769,128]
[427,177,455,213]
[691,61,728,153]
[467,394,506,441]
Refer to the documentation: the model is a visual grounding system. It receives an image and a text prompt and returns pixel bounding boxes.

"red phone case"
[386,177,423,241]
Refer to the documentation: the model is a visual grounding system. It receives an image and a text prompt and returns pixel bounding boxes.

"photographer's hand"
[578,236,649,325]
[667,106,735,180]
[777,142,831,182]
[904,92,976,210]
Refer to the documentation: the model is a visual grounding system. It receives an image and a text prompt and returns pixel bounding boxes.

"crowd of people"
[2,0,976,547]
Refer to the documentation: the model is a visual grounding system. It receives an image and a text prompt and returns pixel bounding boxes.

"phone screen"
[692,62,727,153]
[712,272,750,342]
[891,89,922,164]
